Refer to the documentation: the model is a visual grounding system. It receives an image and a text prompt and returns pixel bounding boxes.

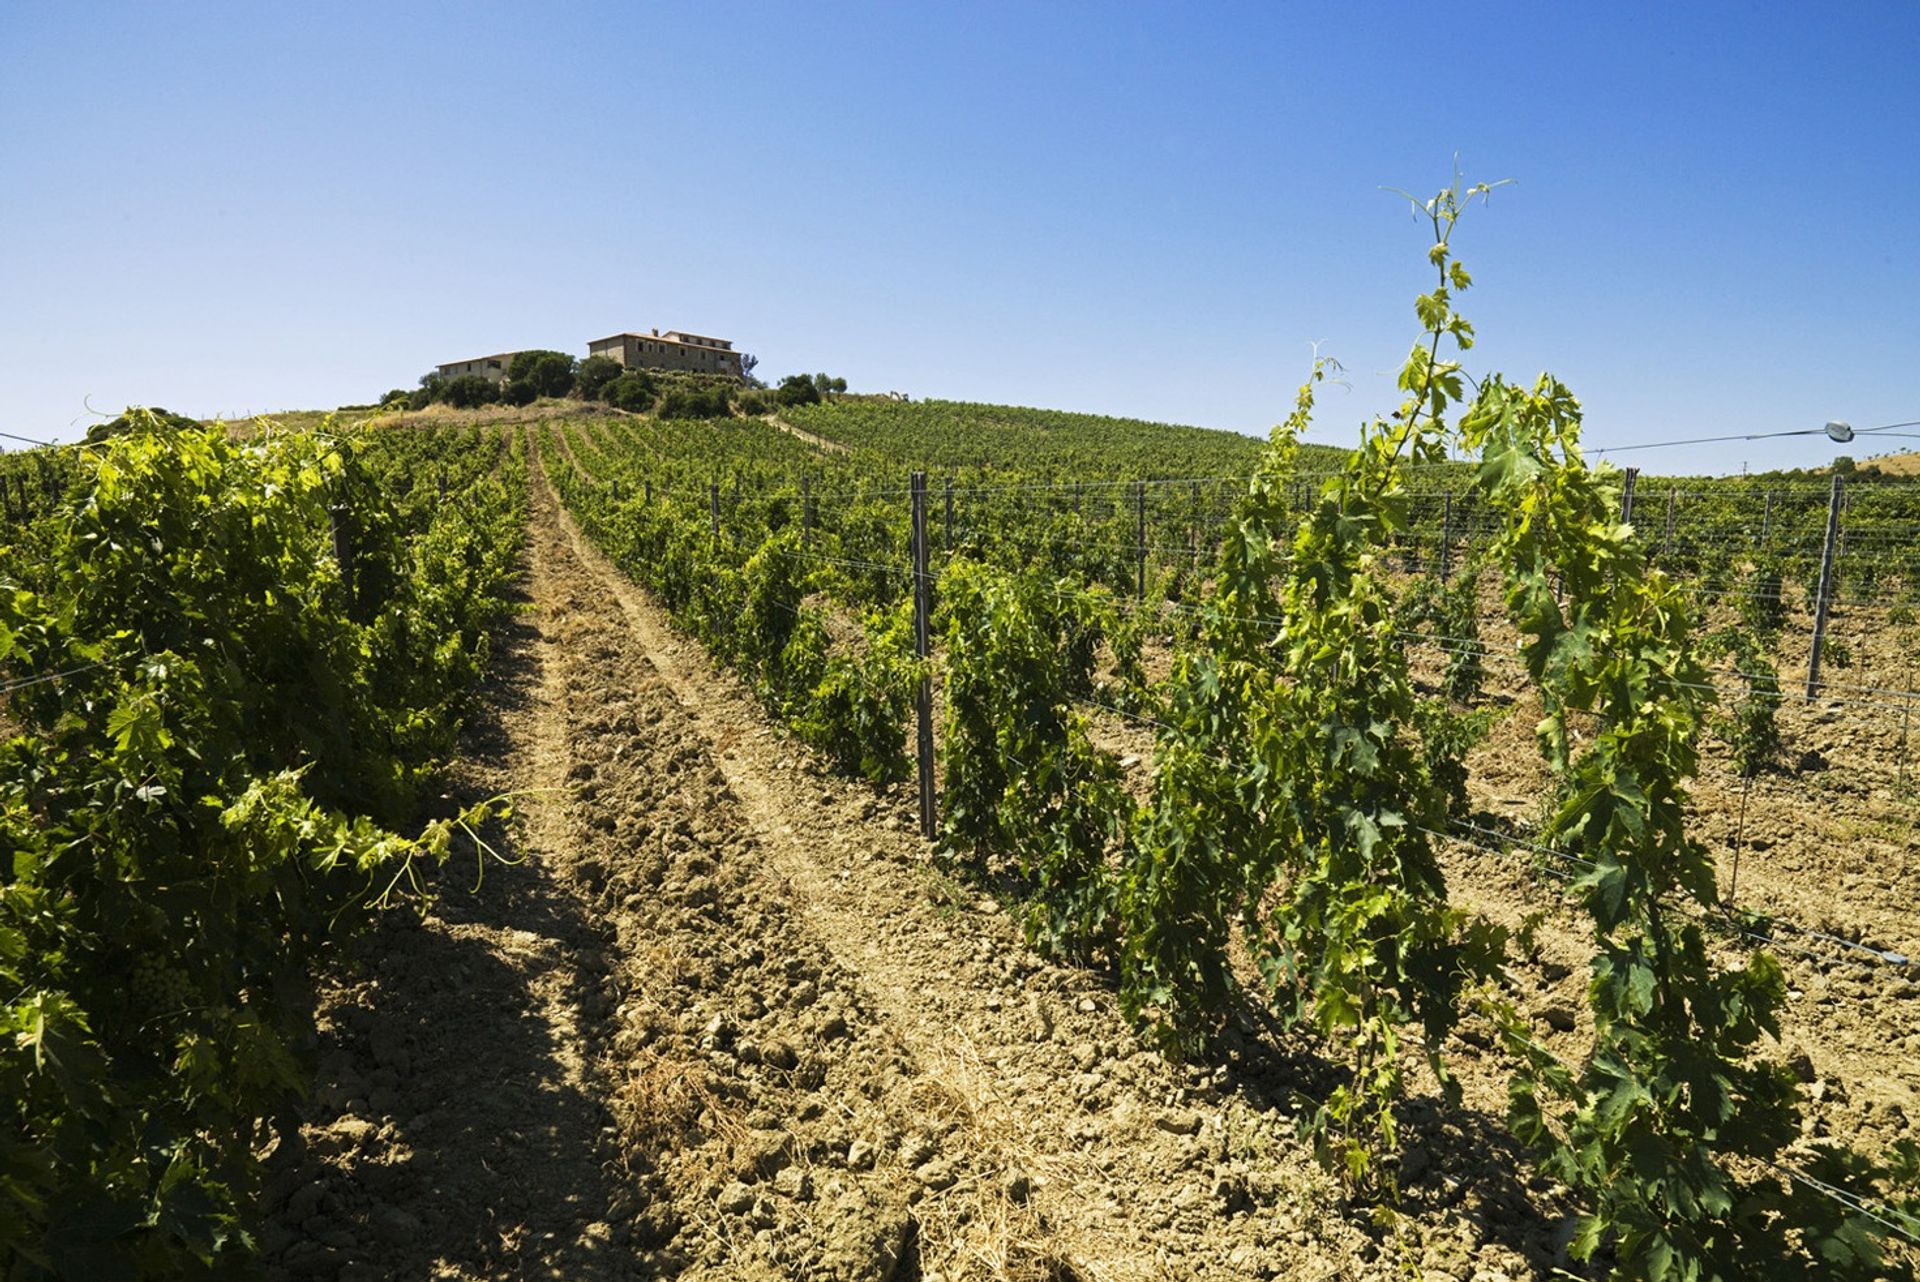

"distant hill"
[778,397,1349,479]
[1862,450,1920,477]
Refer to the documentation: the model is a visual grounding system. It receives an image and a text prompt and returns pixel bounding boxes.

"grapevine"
[1,414,525,1275]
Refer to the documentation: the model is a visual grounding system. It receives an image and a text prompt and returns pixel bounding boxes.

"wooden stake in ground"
[1133,480,1146,601]
[1805,473,1844,700]
[911,470,936,840]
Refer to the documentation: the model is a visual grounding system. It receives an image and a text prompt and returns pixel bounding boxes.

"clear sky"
[2,2,1915,472]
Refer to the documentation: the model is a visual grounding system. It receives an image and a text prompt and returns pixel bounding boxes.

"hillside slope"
[780,397,1340,477]
[1864,449,1920,476]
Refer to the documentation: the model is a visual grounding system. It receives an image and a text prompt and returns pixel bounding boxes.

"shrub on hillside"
[605,371,659,412]
[85,406,200,443]
[574,354,623,401]
[659,386,733,419]
[736,389,774,416]
[775,374,821,407]
[505,350,576,402]
[441,375,500,409]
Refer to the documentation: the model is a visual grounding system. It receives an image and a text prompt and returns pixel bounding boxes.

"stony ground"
[261,453,1555,1280]
[262,435,1919,1279]
[1435,579,1920,1165]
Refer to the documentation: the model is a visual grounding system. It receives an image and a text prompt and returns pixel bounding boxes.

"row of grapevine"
[546,437,923,782]
[0,445,80,528]
[573,387,1920,734]
[550,185,1920,1277]
[777,390,1920,615]
[941,196,1920,1274]
[1,414,527,1277]
[778,396,1341,477]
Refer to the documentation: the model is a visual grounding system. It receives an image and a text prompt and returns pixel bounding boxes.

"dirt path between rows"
[258,523,629,1280]
[260,445,1554,1281]
[526,445,1551,1280]
[766,411,851,454]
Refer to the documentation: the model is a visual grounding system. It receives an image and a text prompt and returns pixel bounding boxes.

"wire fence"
[544,431,1920,1253]
[563,445,1920,728]
[1064,680,1918,976]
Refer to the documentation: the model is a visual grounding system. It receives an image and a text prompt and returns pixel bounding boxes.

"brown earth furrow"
[530,445,1552,1281]
[260,443,1567,1282]
[258,511,629,1280]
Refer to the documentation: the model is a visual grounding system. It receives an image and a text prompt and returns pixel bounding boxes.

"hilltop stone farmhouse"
[589,329,743,378]
[435,352,520,383]
[435,328,744,385]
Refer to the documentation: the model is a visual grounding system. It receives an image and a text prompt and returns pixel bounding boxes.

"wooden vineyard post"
[1805,472,1844,700]
[944,476,954,554]
[328,504,346,567]
[1074,480,1082,517]
[1729,763,1752,906]
[709,481,720,538]
[802,475,812,542]
[1134,480,1147,600]
[1663,487,1676,556]
[1191,480,1201,563]
[1439,491,1454,582]
[1761,490,1772,543]
[644,478,652,505]
[910,471,936,840]
[1620,466,1639,524]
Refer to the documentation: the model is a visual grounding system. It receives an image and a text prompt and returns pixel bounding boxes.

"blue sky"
[2,2,1915,472]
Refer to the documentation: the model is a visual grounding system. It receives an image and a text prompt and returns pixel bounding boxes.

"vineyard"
[7,197,1920,1281]
[528,190,1920,1277]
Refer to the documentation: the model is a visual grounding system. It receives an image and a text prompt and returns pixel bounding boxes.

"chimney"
[651,327,658,337]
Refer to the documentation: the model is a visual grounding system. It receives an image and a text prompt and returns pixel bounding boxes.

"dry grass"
[1863,450,1920,477]
[897,1034,1146,1282]
[610,1041,741,1171]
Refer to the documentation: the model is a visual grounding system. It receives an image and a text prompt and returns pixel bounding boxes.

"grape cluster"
[128,955,196,1015]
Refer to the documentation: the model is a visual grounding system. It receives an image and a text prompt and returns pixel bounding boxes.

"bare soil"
[260,450,1568,1281]
[264,435,1920,1281]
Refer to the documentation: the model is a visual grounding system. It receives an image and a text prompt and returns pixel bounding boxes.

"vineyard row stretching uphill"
[513,188,1920,1280]
[263,451,1507,1281]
